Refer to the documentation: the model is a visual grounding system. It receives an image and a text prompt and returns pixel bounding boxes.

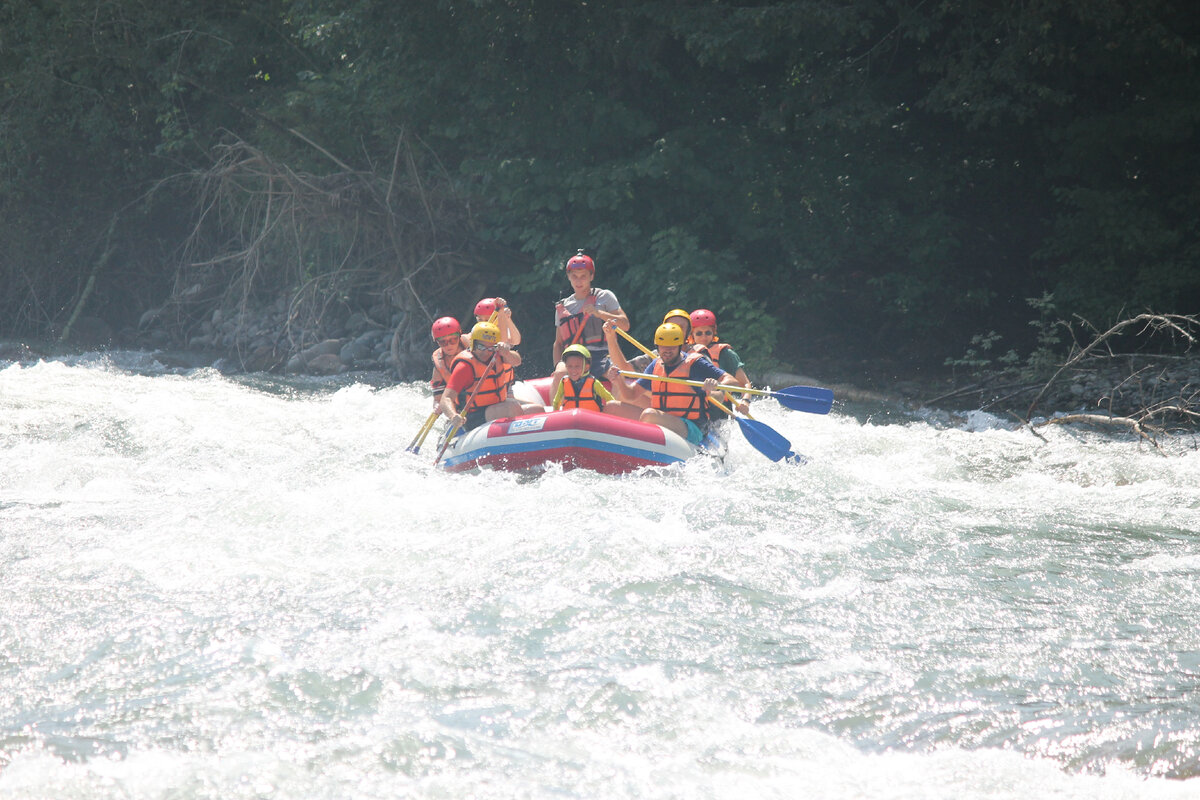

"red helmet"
[474,298,497,318]
[431,316,461,340]
[689,309,717,329]
[566,250,594,273]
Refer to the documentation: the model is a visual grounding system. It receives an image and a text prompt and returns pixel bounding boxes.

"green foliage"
[946,293,1067,379]
[1,0,1197,372]
[944,331,1018,372]
[1024,292,1065,375]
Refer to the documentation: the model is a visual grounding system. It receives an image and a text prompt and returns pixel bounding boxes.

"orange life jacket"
[555,289,607,350]
[652,352,709,423]
[696,341,729,368]
[430,348,454,395]
[430,336,471,396]
[560,376,605,412]
[450,351,513,413]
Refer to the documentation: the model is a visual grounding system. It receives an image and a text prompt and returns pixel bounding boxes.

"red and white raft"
[438,407,708,474]
[436,376,726,474]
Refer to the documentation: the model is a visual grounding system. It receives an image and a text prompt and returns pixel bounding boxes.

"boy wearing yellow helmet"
[552,344,615,412]
[551,344,640,419]
[440,321,544,432]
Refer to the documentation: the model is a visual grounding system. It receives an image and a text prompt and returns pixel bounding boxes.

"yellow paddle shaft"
[609,329,740,417]
[618,370,763,395]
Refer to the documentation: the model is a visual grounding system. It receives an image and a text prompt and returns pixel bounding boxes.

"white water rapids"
[2,353,1199,799]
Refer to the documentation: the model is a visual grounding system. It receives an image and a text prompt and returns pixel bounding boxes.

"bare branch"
[1026,313,1200,420]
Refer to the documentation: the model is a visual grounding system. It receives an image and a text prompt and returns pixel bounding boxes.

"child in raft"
[551,344,640,419]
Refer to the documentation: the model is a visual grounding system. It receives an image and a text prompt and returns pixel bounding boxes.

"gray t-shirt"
[554,288,622,357]
[553,288,621,326]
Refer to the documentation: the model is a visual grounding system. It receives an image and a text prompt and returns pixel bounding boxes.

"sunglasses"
[437,334,461,345]
[692,329,715,337]
[474,342,497,353]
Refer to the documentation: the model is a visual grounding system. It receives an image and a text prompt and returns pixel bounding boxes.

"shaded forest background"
[2,0,1198,379]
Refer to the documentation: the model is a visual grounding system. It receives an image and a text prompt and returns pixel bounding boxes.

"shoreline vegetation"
[5,310,1198,447]
[4,4,1199,401]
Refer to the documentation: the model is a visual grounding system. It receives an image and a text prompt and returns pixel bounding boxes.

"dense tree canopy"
[1,0,1197,374]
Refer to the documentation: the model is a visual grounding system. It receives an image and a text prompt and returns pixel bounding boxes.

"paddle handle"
[432,420,462,465]
[707,395,736,416]
[619,369,777,398]
[614,326,657,360]
[407,410,440,452]
[618,370,743,393]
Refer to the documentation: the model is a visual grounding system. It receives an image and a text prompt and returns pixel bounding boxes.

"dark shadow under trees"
[144,131,505,375]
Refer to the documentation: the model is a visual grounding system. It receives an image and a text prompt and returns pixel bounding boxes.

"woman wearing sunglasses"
[428,316,471,409]
[689,309,750,388]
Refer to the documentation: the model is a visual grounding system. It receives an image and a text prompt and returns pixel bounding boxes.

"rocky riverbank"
[130,296,406,377]
[779,350,1200,431]
[5,305,1199,430]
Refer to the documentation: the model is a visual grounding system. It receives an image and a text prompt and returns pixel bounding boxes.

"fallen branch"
[1033,413,1164,452]
[1026,313,1198,420]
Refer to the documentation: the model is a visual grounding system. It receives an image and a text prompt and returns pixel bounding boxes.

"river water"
[2,353,1198,799]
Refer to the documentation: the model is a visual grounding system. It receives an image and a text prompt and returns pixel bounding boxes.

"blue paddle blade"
[734,416,794,462]
[772,386,834,414]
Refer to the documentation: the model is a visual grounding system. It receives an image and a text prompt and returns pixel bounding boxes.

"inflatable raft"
[434,377,726,474]
[438,407,719,474]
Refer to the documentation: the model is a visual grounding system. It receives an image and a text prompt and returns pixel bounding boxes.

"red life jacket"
[450,351,513,413]
[561,376,605,412]
[555,289,606,350]
[651,352,709,423]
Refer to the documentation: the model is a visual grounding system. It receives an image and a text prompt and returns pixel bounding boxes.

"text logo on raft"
[506,417,549,435]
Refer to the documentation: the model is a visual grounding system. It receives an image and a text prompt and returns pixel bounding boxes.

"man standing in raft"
[440,320,543,432]
[616,322,744,444]
[551,251,629,393]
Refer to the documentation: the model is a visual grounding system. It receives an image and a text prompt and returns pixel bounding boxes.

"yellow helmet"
[562,344,591,362]
[654,322,686,347]
[663,308,690,325]
[470,320,501,346]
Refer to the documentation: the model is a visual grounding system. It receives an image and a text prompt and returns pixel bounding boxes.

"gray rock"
[339,340,372,365]
[298,338,347,360]
[307,353,345,375]
[138,307,163,329]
